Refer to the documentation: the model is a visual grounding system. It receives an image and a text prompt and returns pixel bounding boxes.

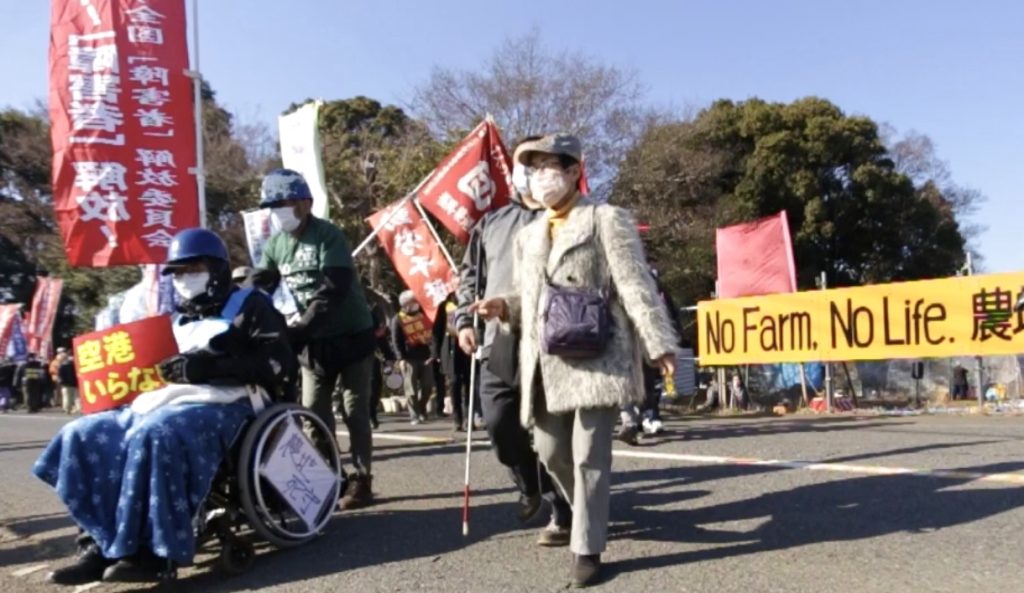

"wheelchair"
[190,402,346,578]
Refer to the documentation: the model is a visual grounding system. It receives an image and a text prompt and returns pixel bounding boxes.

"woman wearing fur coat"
[472,134,679,588]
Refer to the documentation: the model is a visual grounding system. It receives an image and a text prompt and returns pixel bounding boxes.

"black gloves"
[288,299,329,343]
[157,352,218,384]
[251,268,282,293]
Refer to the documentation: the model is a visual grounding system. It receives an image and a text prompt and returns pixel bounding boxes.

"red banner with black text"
[367,200,455,323]
[49,0,198,266]
[416,119,513,244]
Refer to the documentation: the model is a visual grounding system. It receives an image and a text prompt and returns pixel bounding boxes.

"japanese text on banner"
[73,314,179,413]
[367,200,455,322]
[698,272,1024,365]
[49,0,198,266]
[416,120,513,244]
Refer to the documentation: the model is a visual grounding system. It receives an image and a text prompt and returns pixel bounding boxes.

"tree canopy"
[613,97,969,323]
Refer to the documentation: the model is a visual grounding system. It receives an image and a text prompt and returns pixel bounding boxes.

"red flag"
[0,305,23,356]
[367,200,456,322]
[715,211,798,299]
[416,120,513,243]
[27,278,64,359]
[73,315,178,414]
[49,0,199,266]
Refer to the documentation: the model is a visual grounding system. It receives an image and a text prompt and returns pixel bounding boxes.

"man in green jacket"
[255,168,376,509]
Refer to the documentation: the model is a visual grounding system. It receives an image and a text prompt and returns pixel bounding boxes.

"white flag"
[242,209,299,319]
[278,101,330,218]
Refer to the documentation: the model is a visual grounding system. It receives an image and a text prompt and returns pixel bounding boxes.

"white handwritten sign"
[260,421,337,530]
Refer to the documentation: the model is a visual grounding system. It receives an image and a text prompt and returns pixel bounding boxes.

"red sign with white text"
[73,314,178,414]
[416,120,513,244]
[49,0,198,266]
[367,200,455,322]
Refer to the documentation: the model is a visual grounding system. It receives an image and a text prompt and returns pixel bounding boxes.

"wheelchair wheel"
[219,536,255,575]
[237,403,343,548]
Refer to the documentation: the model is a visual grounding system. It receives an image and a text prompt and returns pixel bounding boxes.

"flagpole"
[190,0,206,228]
[351,172,434,257]
[412,199,458,270]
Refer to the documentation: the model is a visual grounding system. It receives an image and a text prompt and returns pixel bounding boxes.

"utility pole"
[818,271,832,412]
[962,253,985,407]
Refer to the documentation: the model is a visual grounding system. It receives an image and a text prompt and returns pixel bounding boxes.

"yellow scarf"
[547,192,584,238]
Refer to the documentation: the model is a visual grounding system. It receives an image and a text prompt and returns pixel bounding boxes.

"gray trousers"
[61,386,79,414]
[402,359,434,419]
[302,354,374,476]
[533,387,617,556]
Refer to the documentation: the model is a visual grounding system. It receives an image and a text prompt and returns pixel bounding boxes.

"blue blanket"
[33,401,252,564]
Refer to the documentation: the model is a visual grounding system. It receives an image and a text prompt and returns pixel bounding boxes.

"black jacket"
[390,312,433,363]
[0,361,14,389]
[14,359,45,391]
[57,358,78,388]
[183,289,299,402]
[433,299,469,379]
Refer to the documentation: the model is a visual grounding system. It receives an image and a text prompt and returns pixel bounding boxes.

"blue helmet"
[259,168,313,208]
[162,228,229,274]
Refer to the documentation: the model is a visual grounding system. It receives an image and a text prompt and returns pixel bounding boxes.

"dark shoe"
[516,493,543,523]
[616,424,639,446]
[339,474,374,510]
[536,521,571,547]
[102,555,173,583]
[47,545,111,585]
[571,554,602,588]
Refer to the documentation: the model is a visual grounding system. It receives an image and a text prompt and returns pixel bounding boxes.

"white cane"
[462,240,484,537]
[462,322,480,537]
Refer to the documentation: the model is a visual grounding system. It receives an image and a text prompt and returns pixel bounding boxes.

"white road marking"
[339,430,490,446]
[343,429,1024,486]
[11,563,49,577]
[73,583,102,593]
[610,449,1024,485]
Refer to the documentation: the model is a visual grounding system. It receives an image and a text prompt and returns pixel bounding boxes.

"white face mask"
[512,164,531,197]
[173,272,210,300]
[270,206,302,233]
[529,168,572,208]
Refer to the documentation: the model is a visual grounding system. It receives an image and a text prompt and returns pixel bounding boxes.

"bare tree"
[881,124,987,266]
[410,30,648,196]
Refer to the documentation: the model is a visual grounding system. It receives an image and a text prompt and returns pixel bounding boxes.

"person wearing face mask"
[454,136,574,547]
[253,168,378,510]
[390,290,434,424]
[471,133,679,588]
[34,227,297,585]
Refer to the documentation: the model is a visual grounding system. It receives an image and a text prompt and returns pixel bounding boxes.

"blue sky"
[2,0,1021,273]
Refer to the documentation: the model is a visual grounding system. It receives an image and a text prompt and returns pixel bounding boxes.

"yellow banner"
[698,272,1024,365]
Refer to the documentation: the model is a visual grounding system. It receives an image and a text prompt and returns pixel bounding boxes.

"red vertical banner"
[367,200,455,322]
[27,278,64,359]
[49,0,199,267]
[416,119,513,244]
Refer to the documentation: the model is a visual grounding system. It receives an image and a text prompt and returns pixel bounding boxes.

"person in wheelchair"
[33,228,297,585]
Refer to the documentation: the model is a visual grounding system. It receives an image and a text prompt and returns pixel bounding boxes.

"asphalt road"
[2,408,1024,593]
